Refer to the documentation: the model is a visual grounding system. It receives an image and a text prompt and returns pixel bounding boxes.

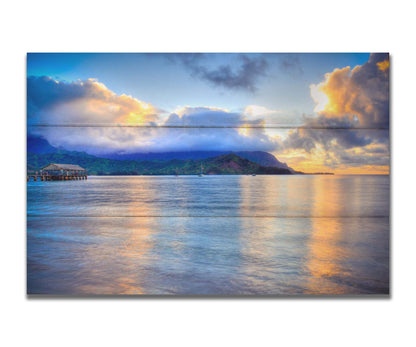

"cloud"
[29,95,280,155]
[244,105,306,127]
[309,53,389,128]
[27,76,160,125]
[172,54,268,92]
[27,78,281,154]
[166,106,268,127]
[276,140,389,174]
[276,53,390,172]
[244,105,280,118]
[279,122,389,173]
[160,106,277,151]
[279,54,304,75]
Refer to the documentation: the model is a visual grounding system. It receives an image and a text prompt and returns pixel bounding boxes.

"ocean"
[27,175,389,295]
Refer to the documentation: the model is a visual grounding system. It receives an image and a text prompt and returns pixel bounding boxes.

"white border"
[1,1,415,346]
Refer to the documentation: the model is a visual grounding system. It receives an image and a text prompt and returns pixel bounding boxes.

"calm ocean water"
[27,175,389,295]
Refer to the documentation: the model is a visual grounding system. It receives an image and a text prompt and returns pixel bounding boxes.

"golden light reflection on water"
[78,179,163,295]
[114,179,163,294]
[237,176,287,291]
[238,176,269,290]
[304,177,350,294]
[76,218,157,295]
[237,175,358,294]
[116,178,192,293]
[117,220,157,294]
[27,176,389,295]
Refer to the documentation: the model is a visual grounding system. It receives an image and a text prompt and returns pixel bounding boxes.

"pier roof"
[41,163,86,171]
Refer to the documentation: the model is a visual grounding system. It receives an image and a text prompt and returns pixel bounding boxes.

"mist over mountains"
[27,135,299,174]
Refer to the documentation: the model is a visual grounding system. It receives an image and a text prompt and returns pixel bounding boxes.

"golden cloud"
[77,79,159,124]
[28,77,160,125]
[309,53,389,128]
[377,59,389,72]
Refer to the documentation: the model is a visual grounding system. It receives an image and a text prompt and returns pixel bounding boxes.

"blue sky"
[27,53,370,115]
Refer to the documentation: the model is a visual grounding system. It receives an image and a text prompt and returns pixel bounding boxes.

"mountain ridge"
[27,135,298,172]
[27,151,293,175]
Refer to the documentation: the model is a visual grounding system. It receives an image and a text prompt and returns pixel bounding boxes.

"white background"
[1,1,415,346]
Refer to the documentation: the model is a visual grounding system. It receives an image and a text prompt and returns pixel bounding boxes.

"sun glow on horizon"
[274,148,390,175]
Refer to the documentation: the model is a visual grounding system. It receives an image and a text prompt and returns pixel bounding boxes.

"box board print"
[27,53,389,295]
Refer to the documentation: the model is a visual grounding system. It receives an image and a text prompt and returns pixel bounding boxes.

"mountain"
[27,151,292,175]
[233,151,292,171]
[197,154,292,175]
[100,150,294,170]
[27,135,59,154]
[27,135,298,174]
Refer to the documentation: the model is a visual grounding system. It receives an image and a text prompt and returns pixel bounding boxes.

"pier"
[27,163,87,182]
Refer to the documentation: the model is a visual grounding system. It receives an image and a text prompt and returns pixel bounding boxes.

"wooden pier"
[27,163,87,182]
[27,174,87,181]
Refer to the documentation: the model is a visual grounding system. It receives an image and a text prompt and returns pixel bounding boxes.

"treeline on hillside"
[27,152,293,175]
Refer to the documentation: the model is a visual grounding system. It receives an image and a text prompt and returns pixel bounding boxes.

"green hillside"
[27,152,293,175]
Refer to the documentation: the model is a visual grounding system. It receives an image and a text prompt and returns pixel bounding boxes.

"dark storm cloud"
[284,123,389,151]
[280,127,389,169]
[172,53,268,92]
[27,76,87,116]
[350,52,389,128]
[27,76,160,125]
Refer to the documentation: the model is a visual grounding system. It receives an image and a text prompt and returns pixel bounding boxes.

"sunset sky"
[27,53,389,174]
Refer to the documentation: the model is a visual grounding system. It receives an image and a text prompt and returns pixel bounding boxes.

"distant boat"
[198,162,205,177]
